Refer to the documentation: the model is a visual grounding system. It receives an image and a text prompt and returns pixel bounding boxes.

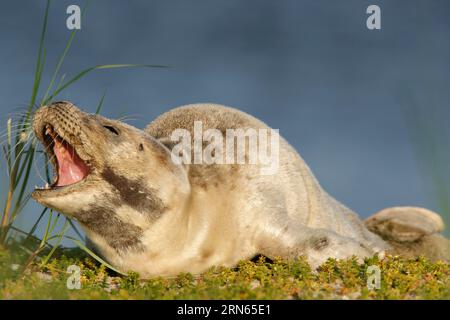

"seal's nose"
[34,101,76,120]
[45,101,78,113]
[32,101,81,140]
[32,104,50,139]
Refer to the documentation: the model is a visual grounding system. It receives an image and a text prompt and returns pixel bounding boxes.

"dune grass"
[401,98,450,238]
[0,0,164,274]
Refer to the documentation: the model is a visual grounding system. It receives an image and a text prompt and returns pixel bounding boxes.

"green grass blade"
[6,118,12,169]
[24,207,48,242]
[400,95,450,236]
[29,0,50,111]
[13,145,34,190]
[67,218,84,240]
[65,236,126,275]
[2,146,11,173]
[40,30,77,104]
[43,64,168,104]
[41,218,70,265]
[54,73,66,93]
[41,1,91,105]
[47,213,61,237]
[40,210,53,247]
[10,194,31,225]
[95,90,107,115]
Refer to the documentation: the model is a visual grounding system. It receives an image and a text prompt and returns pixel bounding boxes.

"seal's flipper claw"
[365,206,445,242]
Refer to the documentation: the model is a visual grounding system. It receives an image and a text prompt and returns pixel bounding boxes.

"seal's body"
[32,102,449,277]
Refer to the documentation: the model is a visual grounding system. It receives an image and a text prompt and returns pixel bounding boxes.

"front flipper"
[256,222,376,269]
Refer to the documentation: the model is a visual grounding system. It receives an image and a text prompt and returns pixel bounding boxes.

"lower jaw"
[32,178,89,199]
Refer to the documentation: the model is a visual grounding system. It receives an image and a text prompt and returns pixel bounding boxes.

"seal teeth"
[34,183,51,190]
[44,124,57,140]
[45,124,51,133]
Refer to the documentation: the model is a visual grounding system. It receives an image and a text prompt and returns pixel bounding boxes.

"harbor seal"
[31,101,449,277]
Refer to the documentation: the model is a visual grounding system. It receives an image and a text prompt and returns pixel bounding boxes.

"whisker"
[0,125,34,140]
[5,139,32,178]
[0,120,34,129]
[118,118,140,123]
[33,155,50,186]
[116,114,142,122]
[2,133,36,178]
[3,105,29,113]
[4,137,31,162]
[0,130,24,142]
[32,134,57,186]
[0,123,33,131]
[33,133,59,185]
[0,114,35,125]
[0,126,32,138]
[0,116,32,124]
[0,129,34,151]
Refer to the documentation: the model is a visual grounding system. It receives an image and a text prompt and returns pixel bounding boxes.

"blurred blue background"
[1,0,449,241]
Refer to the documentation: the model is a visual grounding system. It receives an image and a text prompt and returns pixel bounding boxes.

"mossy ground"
[0,244,448,300]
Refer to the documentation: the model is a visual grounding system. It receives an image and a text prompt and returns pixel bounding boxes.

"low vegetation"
[0,242,448,300]
[1,0,448,301]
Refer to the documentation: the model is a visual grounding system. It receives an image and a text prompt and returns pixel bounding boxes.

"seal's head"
[32,102,189,243]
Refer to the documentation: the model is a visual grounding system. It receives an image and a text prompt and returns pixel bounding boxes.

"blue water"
[0,0,449,244]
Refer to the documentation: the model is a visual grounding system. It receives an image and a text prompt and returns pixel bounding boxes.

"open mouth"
[38,124,90,190]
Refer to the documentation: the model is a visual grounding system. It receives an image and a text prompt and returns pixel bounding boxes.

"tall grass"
[0,0,165,273]
[401,94,450,237]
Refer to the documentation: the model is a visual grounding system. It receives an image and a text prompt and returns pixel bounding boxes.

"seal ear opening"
[156,137,177,150]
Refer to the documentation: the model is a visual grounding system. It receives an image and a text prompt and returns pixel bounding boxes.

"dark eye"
[103,125,119,135]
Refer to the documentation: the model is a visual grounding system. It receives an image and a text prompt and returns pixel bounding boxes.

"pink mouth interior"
[53,139,89,187]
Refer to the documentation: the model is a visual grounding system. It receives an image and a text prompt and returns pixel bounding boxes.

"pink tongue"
[53,140,89,187]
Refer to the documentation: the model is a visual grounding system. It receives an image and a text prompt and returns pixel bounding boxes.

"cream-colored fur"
[32,102,449,278]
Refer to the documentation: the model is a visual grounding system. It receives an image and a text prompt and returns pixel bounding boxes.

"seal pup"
[31,101,449,277]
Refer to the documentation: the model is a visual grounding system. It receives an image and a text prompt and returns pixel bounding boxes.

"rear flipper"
[365,206,450,261]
